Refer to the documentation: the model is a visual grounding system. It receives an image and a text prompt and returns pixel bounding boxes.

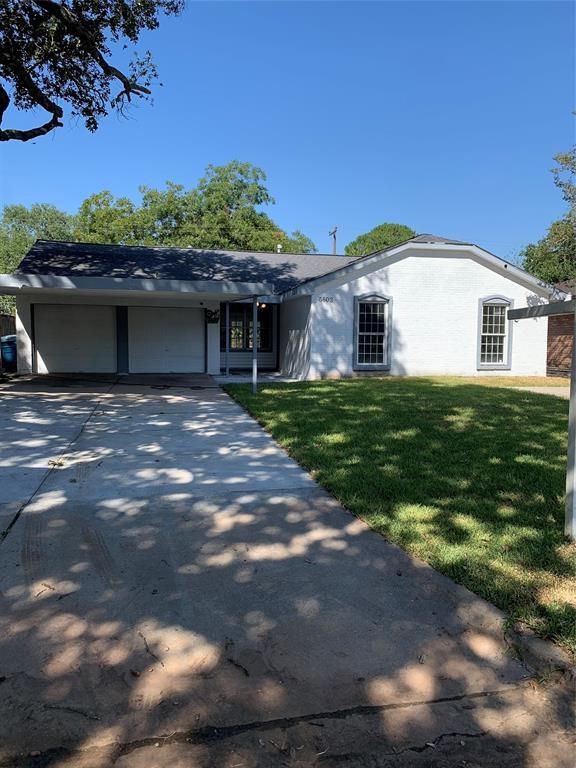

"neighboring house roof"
[11,235,555,298]
[555,279,576,297]
[16,240,357,293]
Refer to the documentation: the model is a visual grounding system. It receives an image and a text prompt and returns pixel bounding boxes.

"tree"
[520,139,576,285]
[345,222,415,257]
[0,0,183,142]
[521,217,576,285]
[552,145,576,223]
[74,161,317,253]
[0,203,75,311]
[75,191,140,244]
[0,162,316,313]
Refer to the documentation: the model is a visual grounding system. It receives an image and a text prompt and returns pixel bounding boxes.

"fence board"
[0,313,16,337]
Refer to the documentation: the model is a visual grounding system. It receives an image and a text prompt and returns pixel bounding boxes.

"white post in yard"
[252,296,258,394]
[565,309,576,540]
[225,301,230,378]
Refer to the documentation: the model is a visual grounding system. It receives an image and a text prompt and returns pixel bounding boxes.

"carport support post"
[225,302,230,377]
[252,296,258,394]
[566,309,576,540]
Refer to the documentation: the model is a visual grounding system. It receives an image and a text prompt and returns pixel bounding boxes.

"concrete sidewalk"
[0,378,573,767]
[511,385,570,399]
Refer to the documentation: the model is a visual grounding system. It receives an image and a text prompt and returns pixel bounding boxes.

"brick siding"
[547,313,573,377]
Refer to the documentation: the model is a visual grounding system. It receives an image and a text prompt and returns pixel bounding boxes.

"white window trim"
[477,295,513,370]
[353,294,392,371]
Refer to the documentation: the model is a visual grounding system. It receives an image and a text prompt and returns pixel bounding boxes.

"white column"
[225,302,230,377]
[252,297,258,394]
[15,296,33,374]
[565,309,576,540]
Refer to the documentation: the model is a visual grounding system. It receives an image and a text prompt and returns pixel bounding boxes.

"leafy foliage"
[73,162,316,252]
[0,161,316,312]
[521,218,576,285]
[520,140,576,285]
[0,0,183,141]
[345,222,415,257]
[0,203,75,312]
[552,145,576,223]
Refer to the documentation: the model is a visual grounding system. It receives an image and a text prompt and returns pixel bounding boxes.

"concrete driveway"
[0,376,572,768]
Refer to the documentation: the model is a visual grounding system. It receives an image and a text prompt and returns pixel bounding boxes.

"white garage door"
[128,307,205,373]
[35,305,116,373]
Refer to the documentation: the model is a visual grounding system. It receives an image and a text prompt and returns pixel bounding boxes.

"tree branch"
[31,0,151,101]
[0,64,63,142]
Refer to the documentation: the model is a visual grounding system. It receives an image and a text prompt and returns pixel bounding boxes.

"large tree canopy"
[521,142,575,285]
[0,0,183,142]
[345,222,415,257]
[73,162,316,252]
[521,217,576,286]
[0,161,316,311]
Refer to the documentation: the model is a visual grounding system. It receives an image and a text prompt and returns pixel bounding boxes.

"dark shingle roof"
[410,234,471,245]
[17,240,358,293]
[15,234,473,293]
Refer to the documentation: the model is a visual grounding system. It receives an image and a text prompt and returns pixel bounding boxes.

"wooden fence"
[0,313,16,337]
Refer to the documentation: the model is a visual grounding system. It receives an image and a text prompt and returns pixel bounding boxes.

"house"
[0,235,560,379]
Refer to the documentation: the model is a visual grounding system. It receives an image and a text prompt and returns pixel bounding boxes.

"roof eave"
[0,273,275,297]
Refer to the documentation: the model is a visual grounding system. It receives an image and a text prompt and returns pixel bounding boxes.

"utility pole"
[329,226,338,255]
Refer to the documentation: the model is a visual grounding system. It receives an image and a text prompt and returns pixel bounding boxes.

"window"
[478,297,512,368]
[220,303,273,352]
[354,295,391,369]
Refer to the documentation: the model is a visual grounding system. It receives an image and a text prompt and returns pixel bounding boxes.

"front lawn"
[226,378,576,655]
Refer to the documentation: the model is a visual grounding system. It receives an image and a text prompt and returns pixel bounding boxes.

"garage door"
[35,305,116,373]
[128,307,205,373]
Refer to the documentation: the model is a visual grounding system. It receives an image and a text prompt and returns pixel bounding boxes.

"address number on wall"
[316,296,335,303]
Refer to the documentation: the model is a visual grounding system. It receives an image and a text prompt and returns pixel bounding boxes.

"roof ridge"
[32,239,353,259]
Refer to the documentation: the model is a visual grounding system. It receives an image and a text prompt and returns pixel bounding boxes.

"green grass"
[226,378,576,656]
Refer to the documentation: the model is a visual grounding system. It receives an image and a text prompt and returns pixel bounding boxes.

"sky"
[0,1,574,259]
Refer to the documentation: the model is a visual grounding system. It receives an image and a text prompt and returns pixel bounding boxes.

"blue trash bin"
[1,334,17,372]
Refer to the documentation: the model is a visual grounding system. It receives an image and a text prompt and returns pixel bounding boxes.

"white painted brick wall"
[305,249,547,378]
[279,295,312,378]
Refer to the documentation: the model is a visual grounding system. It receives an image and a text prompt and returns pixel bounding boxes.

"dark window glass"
[480,304,507,364]
[220,304,273,352]
[357,300,387,365]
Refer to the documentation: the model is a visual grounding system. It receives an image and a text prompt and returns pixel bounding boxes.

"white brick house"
[0,235,557,379]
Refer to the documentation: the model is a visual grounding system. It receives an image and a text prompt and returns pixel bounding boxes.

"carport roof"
[16,240,358,294]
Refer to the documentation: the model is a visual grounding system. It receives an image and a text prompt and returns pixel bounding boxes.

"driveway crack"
[0,683,530,767]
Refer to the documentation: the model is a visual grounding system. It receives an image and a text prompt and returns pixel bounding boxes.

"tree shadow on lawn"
[227,379,576,653]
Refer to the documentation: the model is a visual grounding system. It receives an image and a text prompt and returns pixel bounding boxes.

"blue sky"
[0,1,574,259]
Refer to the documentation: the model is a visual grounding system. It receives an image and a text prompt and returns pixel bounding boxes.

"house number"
[317,296,335,303]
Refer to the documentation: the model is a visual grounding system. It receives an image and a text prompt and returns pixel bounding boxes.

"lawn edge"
[505,625,576,682]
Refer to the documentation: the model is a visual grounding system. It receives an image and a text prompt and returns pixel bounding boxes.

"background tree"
[552,145,576,223]
[0,161,316,312]
[521,217,576,285]
[73,161,317,253]
[521,141,576,284]
[0,203,75,311]
[345,222,415,257]
[0,0,183,142]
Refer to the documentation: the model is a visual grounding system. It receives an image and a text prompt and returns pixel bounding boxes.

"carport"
[0,273,274,382]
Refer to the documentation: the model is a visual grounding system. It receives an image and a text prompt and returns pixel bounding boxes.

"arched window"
[354,294,392,370]
[477,296,513,369]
